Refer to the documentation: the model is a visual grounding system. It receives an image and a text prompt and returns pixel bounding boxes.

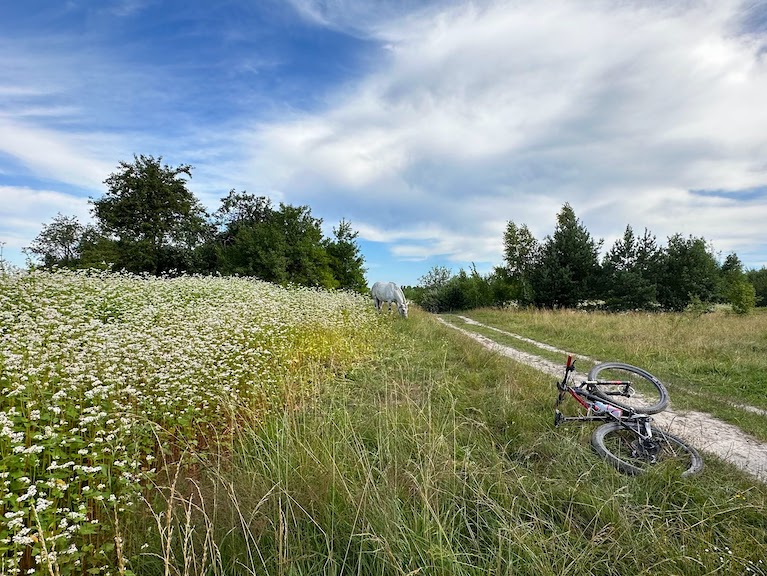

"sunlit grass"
[138,309,767,575]
[3,275,767,575]
[459,307,767,440]
[0,269,384,575]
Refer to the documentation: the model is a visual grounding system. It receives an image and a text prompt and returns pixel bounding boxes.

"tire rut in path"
[437,316,767,483]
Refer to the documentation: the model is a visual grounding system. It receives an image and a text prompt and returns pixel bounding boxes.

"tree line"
[21,160,766,312]
[407,203,766,313]
[23,155,368,292]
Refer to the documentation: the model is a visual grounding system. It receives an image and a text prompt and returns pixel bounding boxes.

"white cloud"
[244,0,767,269]
[0,118,117,190]
[0,186,92,254]
[2,0,767,278]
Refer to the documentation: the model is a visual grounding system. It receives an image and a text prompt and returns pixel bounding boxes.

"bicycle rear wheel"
[588,362,669,414]
[591,422,703,477]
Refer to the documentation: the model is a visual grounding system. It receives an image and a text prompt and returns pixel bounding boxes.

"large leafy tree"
[409,266,453,312]
[277,204,336,288]
[502,221,539,304]
[212,192,339,288]
[215,190,273,233]
[91,155,209,274]
[418,266,452,289]
[531,203,602,308]
[746,267,767,307]
[77,224,121,270]
[720,253,756,314]
[212,191,282,278]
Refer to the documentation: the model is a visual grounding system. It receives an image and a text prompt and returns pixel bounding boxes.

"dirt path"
[437,315,767,483]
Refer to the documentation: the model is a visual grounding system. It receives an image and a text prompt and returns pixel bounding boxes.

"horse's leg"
[375,297,382,312]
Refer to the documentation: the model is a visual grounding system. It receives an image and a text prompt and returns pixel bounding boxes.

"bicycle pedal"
[554,410,564,427]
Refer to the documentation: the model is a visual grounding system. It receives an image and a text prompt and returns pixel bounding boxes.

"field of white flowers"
[0,270,384,575]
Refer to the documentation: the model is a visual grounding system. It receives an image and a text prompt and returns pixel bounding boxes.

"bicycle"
[555,355,703,476]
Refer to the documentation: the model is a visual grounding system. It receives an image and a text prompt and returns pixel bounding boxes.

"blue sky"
[2,0,767,287]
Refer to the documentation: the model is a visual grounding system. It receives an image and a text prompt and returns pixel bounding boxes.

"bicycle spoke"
[592,423,703,476]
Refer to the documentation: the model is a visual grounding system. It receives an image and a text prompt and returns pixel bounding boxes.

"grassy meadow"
[453,307,767,441]
[1,272,766,575]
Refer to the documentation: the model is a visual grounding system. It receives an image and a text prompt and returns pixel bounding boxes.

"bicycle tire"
[588,362,669,414]
[591,422,703,477]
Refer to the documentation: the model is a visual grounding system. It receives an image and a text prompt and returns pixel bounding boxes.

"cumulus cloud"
[247,0,767,268]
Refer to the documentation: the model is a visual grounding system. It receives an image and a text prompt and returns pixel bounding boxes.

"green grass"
[458,307,767,442]
[439,313,601,370]
[133,309,767,575]
[4,273,767,575]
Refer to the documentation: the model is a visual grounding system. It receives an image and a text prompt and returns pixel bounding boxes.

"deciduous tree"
[746,267,767,307]
[656,234,720,311]
[92,155,209,274]
[24,213,84,268]
[720,253,756,314]
[503,221,539,304]
[213,197,338,288]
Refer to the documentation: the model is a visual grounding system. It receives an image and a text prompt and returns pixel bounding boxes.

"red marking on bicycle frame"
[568,389,591,409]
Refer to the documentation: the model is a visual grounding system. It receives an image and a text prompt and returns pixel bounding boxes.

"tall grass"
[134,310,766,575]
[3,274,766,575]
[462,307,767,402]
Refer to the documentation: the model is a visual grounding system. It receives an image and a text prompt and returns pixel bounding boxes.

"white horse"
[371,281,408,318]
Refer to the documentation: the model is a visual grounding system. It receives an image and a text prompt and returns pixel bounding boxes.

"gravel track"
[438,315,767,483]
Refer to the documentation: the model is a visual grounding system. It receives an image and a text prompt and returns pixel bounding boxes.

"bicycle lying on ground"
[555,355,703,476]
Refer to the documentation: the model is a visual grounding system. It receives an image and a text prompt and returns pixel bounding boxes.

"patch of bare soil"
[438,316,767,483]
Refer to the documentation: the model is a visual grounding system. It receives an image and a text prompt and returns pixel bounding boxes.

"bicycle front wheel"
[591,422,703,477]
[588,362,669,414]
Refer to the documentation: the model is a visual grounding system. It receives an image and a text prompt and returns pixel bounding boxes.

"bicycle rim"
[588,362,669,414]
[591,422,703,477]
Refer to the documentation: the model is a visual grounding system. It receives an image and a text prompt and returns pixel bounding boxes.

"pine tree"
[325,219,368,293]
[601,226,660,310]
[531,203,601,308]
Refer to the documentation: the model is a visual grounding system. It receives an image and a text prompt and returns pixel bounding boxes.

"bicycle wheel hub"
[631,439,660,463]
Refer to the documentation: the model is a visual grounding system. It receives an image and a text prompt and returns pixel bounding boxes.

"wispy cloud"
[0,118,118,190]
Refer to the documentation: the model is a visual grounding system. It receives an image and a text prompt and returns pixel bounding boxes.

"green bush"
[728,281,756,314]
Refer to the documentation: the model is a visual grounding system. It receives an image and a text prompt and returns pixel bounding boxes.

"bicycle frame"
[555,355,655,441]
[553,355,702,475]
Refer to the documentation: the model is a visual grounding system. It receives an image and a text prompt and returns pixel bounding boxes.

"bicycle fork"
[620,418,662,463]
